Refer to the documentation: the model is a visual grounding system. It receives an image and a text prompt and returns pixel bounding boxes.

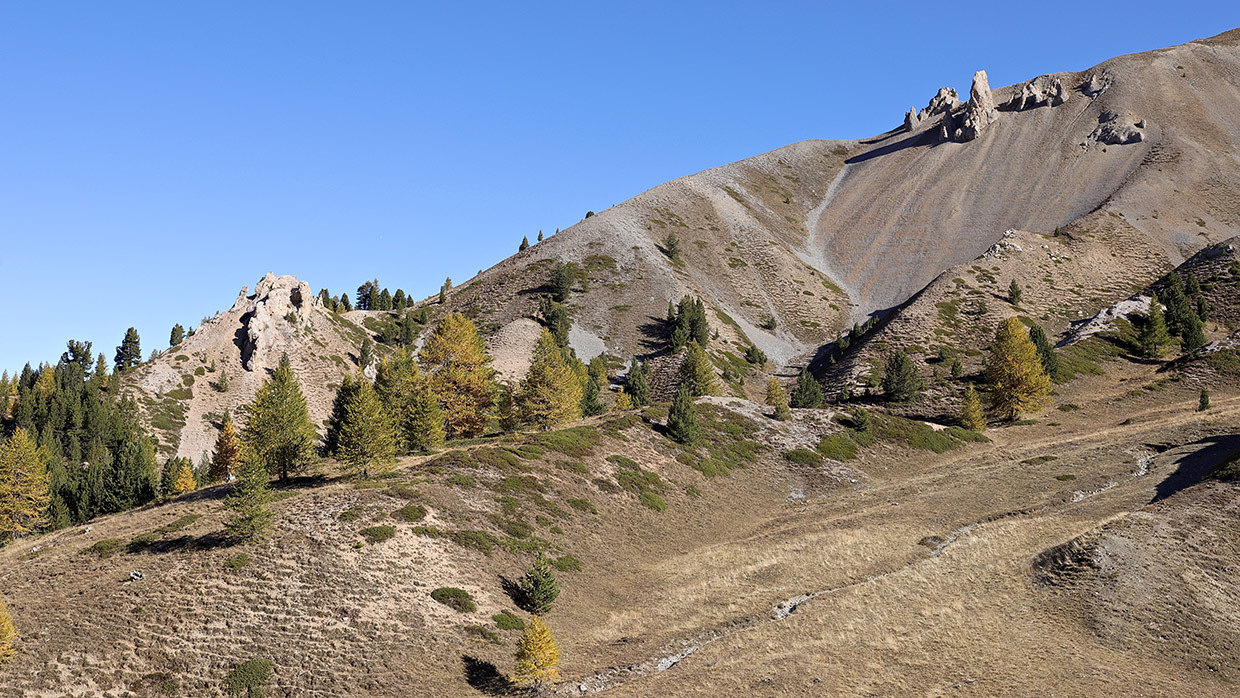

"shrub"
[639,491,668,511]
[385,484,421,500]
[606,454,639,469]
[494,610,525,630]
[431,587,477,613]
[450,530,498,555]
[225,553,251,570]
[815,434,857,461]
[127,532,161,553]
[157,514,202,534]
[552,554,583,572]
[359,525,396,544]
[391,504,427,522]
[532,426,601,457]
[465,625,501,643]
[446,474,476,488]
[339,507,364,522]
[226,658,273,697]
[566,498,596,514]
[783,449,823,466]
[81,538,124,559]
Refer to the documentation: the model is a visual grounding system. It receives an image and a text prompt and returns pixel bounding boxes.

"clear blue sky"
[1,2,1234,372]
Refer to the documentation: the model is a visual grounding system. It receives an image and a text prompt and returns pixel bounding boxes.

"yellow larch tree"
[0,427,50,543]
[513,615,560,688]
[418,313,496,438]
[985,317,1051,421]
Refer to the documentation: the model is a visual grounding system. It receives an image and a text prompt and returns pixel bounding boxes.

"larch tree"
[171,460,196,495]
[0,428,50,543]
[765,377,791,421]
[223,450,274,542]
[985,317,1052,421]
[961,385,986,431]
[614,388,634,411]
[680,342,718,397]
[242,352,318,482]
[513,615,561,688]
[211,418,242,482]
[519,330,582,430]
[334,374,397,478]
[0,594,15,666]
[419,313,496,438]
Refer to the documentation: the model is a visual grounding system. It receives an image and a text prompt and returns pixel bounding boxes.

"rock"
[1082,72,1110,97]
[240,273,317,371]
[1091,111,1146,145]
[1008,75,1069,110]
[925,87,961,116]
[904,107,922,132]
[130,570,144,581]
[954,70,998,142]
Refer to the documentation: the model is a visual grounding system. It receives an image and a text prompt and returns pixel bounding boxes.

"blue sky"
[1,2,1234,372]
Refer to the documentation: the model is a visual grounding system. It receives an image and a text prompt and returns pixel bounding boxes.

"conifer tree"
[393,289,407,309]
[335,375,397,478]
[114,327,142,372]
[323,374,359,455]
[242,353,318,482]
[496,382,520,432]
[216,368,230,392]
[790,369,823,409]
[580,373,605,417]
[340,293,353,312]
[519,330,582,429]
[1027,324,1060,380]
[1196,295,1211,322]
[765,377,791,421]
[169,324,185,347]
[961,385,986,431]
[1008,279,1022,305]
[516,552,561,614]
[882,350,922,402]
[172,460,196,495]
[663,231,682,263]
[1138,293,1171,358]
[91,353,110,391]
[538,297,572,348]
[550,262,576,303]
[625,359,650,407]
[223,450,274,542]
[985,317,1052,421]
[850,406,872,435]
[520,235,530,251]
[537,230,544,241]
[614,388,634,411]
[0,428,50,543]
[419,313,496,438]
[374,350,446,452]
[513,615,560,688]
[680,342,718,396]
[211,418,242,482]
[1198,388,1211,412]
[358,337,374,369]
[1181,313,1206,352]
[667,384,700,446]
[1162,273,1193,337]
[0,594,14,666]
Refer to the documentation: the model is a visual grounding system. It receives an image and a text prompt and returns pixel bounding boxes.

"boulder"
[1082,72,1110,97]
[1091,111,1146,145]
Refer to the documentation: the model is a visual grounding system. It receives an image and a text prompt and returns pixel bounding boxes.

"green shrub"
[553,554,583,572]
[225,553,251,570]
[606,454,639,469]
[360,525,396,544]
[533,426,601,457]
[566,497,596,514]
[385,484,421,500]
[127,532,161,553]
[465,625,500,643]
[391,504,427,522]
[639,491,667,511]
[493,610,525,630]
[450,529,499,555]
[157,514,202,534]
[555,459,588,474]
[339,507,364,522]
[81,538,124,559]
[446,474,476,488]
[226,658,272,697]
[431,587,477,612]
[412,525,443,538]
[1021,455,1059,465]
[499,519,534,538]
[944,426,990,443]
[783,449,823,466]
[1058,403,1080,412]
[815,434,857,461]
[1055,474,1077,481]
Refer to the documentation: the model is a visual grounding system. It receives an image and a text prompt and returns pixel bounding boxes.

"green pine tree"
[1138,293,1171,358]
[169,324,185,347]
[625,359,650,406]
[516,552,561,615]
[520,235,530,251]
[882,350,921,402]
[1027,324,1060,380]
[680,342,718,396]
[241,353,318,482]
[335,375,397,478]
[1008,279,1022,305]
[1198,388,1211,412]
[790,369,823,408]
[666,383,700,446]
[114,327,142,372]
[223,450,274,542]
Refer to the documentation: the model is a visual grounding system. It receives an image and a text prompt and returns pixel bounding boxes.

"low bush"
[783,449,823,466]
[81,538,124,559]
[225,553,251,570]
[815,434,857,462]
[566,497,596,514]
[391,504,427,522]
[226,658,272,697]
[493,610,525,630]
[553,554,584,572]
[359,525,396,544]
[431,587,477,613]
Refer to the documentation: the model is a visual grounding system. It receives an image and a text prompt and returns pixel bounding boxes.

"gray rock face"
[904,87,960,133]
[954,70,998,142]
[904,107,922,132]
[1008,75,1069,110]
[1091,111,1146,145]
[240,272,318,371]
[1082,72,1111,97]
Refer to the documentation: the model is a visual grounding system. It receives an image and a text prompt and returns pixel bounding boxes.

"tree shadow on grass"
[498,574,533,613]
[1152,434,1240,503]
[462,654,514,695]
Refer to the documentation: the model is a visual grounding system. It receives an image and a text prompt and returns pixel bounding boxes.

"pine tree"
[538,297,572,348]
[1196,295,1211,322]
[419,313,496,438]
[790,369,823,409]
[172,460,196,495]
[580,373,605,417]
[114,327,142,372]
[985,317,1052,421]
[223,450,274,542]
[374,350,446,452]
[1198,388,1211,412]
[1181,313,1206,352]
[1162,273,1193,337]
[667,384,700,446]
[335,375,397,478]
[550,262,576,303]
[850,406,872,435]
[625,359,650,407]
[340,293,353,312]
[1138,293,1171,358]
[211,418,242,482]
[496,382,520,432]
[516,552,561,614]
[358,337,374,369]
[393,289,407,309]
[242,353,318,482]
[513,615,560,688]
[520,235,530,251]
[216,367,230,392]
[1028,324,1060,380]
[950,358,963,379]
[882,350,922,402]
[0,428,50,543]
[169,324,185,347]
[323,374,360,455]
[680,342,718,396]
[663,231,681,263]
[961,385,986,431]
[1008,279,1022,305]
[765,377,791,421]
[0,594,15,666]
[519,330,582,430]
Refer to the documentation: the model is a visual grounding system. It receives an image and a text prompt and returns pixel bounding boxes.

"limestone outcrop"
[1008,75,1069,110]
[904,87,961,132]
[954,70,998,142]
[240,273,317,371]
[1091,111,1146,145]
